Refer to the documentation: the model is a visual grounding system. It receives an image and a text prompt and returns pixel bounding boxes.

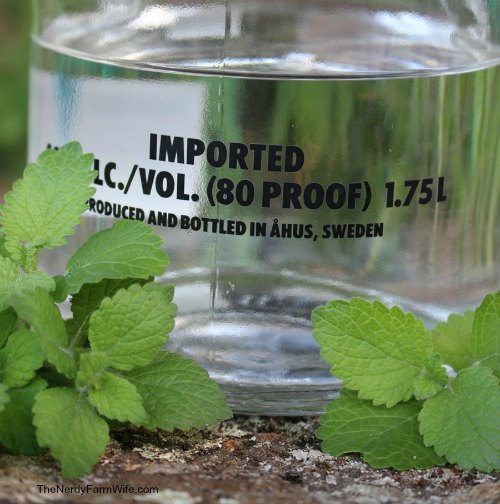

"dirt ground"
[0,416,498,504]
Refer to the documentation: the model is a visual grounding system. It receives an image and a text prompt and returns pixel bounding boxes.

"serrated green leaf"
[318,390,444,470]
[472,292,500,376]
[0,256,55,310]
[413,354,448,400]
[432,311,475,372]
[0,378,47,455]
[33,388,109,478]
[419,366,500,472]
[0,329,44,388]
[10,289,76,378]
[313,298,432,406]
[63,221,169,295]
[126,352,232,431]
[52,275,69,303]
[89,283,176,371]
[76,351,108,388]
[0,308,17,348]
[0,235,9,258]
[69,278,148,348]
[0,383,9,413]
[0,143,95,269]
[88,372,146,424]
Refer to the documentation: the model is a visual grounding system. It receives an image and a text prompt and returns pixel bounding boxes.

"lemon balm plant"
[313,297,500,472]
[0,143,231,477]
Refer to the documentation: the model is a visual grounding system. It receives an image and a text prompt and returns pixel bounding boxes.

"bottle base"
[165,271,481,416]
[219,381,342,416]
[168,311,340,415]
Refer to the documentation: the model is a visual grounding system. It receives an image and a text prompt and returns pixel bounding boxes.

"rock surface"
[0,417,498,503]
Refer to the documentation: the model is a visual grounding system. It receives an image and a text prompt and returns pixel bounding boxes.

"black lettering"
[249,144,266,170]
[148,211,159,225]
[331,224,347,238]
[112,202,121,218]
[235,180,254,207]
[348,183,362,209]
[303,183,324,210]
[326,183,346,209]
[285,146,304,172]
[374,223,384,236]
[104,162,116,189]
[281,223,292,238]
[93,159,103,186]
[136,208,145,221]
[229,143,249,170]
[282,183,302,209]
[262,182,282,207]
[206,141,227,168]
[159,135,185,163]
[268,145,282,171]
[250,222,266,237]
[139,168,155,195]
[191,217,201,231]
[187,138,205,165]
[355,224,365,237]
[156,172,175,198]
[150,133,158,160]
[176,173,189,200]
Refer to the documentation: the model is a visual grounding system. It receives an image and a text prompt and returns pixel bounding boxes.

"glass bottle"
[30,0,500,414]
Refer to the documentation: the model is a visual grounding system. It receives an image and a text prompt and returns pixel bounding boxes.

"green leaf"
[63,221,169,295]
[77,351,147,423]
[318,390,444,470]
[419,366,500,472]
[88,372,146,424]
[0,378,47,455]
[312,298,433,406]
[413,354,448,400]
[0,329,44,388]
[432,311,475,372]
[69,278,147,348]
[0,142,95,269]
[126,352,232,431]
[88,283,176,371]
[33,388,109,478]
[0,235,9,258]
[0,256,55,310]
[0,383,9,413]
[76,351,108,388]
[0,308,17,348]
[472,292,500,376]
[52,275,69,303]
[11,289,76,378]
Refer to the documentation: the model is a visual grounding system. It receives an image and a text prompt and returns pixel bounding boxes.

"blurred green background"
[0,0,31,180]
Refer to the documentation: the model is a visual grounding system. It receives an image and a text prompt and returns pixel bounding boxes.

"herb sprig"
[0,143,232,477]
[313,296,500,472]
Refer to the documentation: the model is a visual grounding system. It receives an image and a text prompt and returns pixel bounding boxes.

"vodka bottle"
[30,0,500,414]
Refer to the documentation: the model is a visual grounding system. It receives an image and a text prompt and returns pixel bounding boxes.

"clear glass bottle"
[30,0,500,414]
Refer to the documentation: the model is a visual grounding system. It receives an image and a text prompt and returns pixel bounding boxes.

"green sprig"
[0,143,232,477]
[313,293,500,472]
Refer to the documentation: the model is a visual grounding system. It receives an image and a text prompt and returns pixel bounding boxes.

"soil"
[0,417,498,504]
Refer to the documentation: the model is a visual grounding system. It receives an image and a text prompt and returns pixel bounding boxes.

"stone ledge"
[0,417,498,504]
